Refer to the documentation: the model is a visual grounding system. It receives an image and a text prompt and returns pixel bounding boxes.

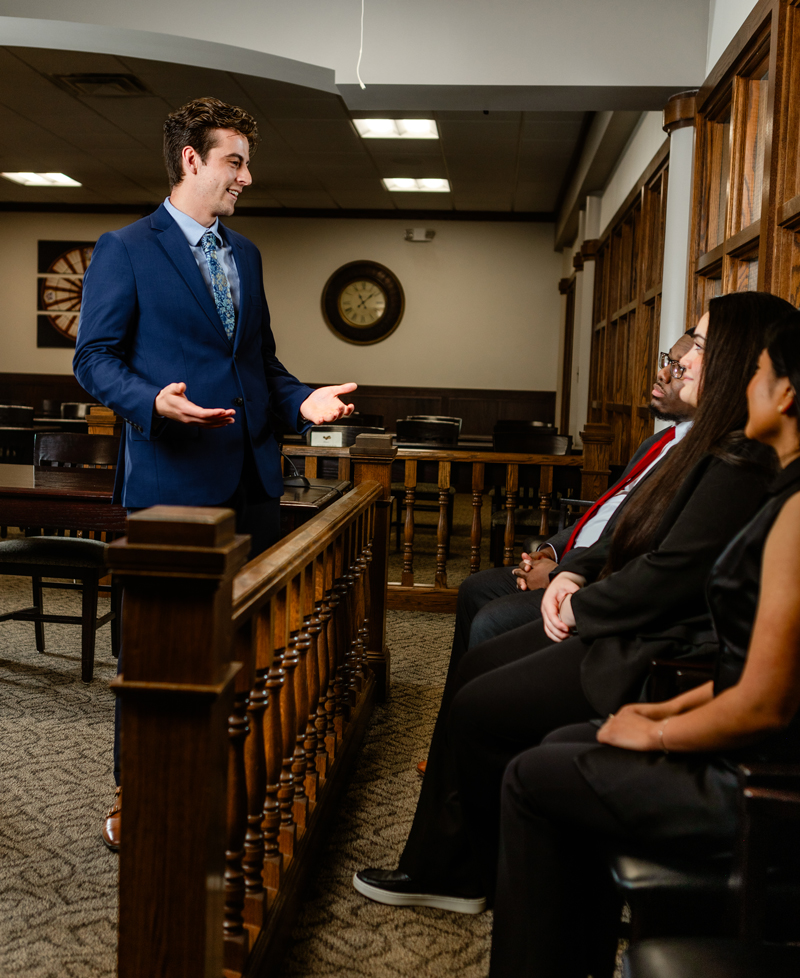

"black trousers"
[113,442,281,785]
[489,723,625,978]
[398,618,600,895]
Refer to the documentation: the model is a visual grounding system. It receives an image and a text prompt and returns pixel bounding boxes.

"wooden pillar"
[579,423,613,499]
[349,434,396,701]
[108,506,250,978]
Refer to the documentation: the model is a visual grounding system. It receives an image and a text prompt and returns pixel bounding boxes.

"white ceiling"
[0,46,588,215]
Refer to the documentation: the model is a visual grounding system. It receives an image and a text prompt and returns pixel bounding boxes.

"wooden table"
[0,465,350,539]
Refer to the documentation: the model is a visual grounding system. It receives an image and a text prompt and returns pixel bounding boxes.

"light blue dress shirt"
[163,196,241,313]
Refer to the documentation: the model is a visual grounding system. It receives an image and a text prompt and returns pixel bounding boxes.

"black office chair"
[0,432,122,682]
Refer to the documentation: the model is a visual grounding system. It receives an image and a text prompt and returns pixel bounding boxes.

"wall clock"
[37,241,94,347]
[321,260,404,345]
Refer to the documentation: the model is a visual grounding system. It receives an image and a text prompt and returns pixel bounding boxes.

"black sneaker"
[352,869,486,914]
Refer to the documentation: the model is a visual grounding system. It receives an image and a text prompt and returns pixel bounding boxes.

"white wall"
[707,0,760,77]
[0,211,562,391]
[598,112,668,236]
[0,1,708,90]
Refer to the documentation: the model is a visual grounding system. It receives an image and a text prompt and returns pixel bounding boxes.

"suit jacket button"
[233,397,244,407]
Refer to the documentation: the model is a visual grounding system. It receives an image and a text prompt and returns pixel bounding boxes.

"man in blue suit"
[74,97,356,849]
[74,96,356,556]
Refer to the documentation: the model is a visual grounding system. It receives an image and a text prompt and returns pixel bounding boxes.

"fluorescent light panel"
[355,119,438,139]
[1,172,82,187]
[383,177,450,193]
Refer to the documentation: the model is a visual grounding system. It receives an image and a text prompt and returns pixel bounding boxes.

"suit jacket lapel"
[151,207,230,345]
[230,234,249,352]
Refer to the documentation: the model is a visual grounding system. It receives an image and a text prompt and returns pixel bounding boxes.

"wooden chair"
[0,432,122,682]
[392,419,459,551]
[622,767,800,978]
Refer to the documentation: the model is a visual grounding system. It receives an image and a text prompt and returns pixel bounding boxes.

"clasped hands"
[154,381,358,428]
[596,701,675,752]
[540,570,586,643]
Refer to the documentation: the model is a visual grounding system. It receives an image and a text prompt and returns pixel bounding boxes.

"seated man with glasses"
[423,332,697,759]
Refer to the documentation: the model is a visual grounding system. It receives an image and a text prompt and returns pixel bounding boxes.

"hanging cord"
[356,0,367,89]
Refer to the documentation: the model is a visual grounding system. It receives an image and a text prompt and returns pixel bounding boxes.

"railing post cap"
[350,433,397,458]
[126,505,237,547]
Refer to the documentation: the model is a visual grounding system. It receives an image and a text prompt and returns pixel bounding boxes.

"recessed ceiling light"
[2,172,82,187]
[355,119,439,139]
[383,177,450,192]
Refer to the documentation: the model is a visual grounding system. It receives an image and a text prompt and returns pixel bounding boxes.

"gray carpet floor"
[0,569,489,977]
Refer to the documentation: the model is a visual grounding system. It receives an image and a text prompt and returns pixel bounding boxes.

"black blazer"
[547,429,668,563]
[568,443,775,714]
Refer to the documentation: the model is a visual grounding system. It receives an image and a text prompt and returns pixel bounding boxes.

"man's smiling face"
[181,127,252,225]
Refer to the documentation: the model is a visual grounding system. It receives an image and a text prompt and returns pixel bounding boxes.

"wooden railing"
[286,440,588,613]
[108,445,393,977]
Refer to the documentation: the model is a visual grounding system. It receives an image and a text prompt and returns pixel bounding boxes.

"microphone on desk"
[280,450,311,489]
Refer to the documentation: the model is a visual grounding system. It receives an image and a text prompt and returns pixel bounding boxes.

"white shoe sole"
[352,872,486,914]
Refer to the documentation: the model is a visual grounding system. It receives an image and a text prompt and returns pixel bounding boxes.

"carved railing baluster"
[435,460,451,588]
[298,562,319,804]
[274,588,299,855]
[538,463,554,537]
[503,463,519,566]
[329,536,347,739]
[223,679,249,940]
[470,461,484,575]
[285,577,309,831]
[262,599,285,895]
[243,613,269,925]
[402,460,416,587]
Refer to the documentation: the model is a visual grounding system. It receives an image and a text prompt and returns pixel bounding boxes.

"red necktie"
[561,426,676,556]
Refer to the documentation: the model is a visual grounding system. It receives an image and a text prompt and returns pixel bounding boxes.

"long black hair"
[605,291,796,572]
[765,311,800,399]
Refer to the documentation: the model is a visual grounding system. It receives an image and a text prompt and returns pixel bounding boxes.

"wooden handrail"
[109,471,392,978]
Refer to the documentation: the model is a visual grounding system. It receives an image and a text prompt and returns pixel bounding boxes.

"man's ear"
[181,144,201,178]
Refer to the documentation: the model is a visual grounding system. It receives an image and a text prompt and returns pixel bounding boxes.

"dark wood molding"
[572,252,584,272]
[662,89,699,134]
[1,374,557,436]
[558,276,575,294]
[0,201,555,223]
[580,238,599,262]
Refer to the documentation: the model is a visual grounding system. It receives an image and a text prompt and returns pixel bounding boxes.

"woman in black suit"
[354,291,795,914]
[487,310,800,977]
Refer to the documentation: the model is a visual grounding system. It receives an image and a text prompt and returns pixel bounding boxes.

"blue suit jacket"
[73,204,312,508]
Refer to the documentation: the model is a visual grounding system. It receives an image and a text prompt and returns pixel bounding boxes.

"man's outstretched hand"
[155,382,236,427]
[300,383,358,425]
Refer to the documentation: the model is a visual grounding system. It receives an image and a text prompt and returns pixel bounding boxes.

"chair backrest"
[396,418,460,447]
[406,414,463,433]
[0,404,34,427]
[492,430,572,455]
[493,419,557,434]
[336,412,384,428]
[34,432,121,468]
[60,402,95,419]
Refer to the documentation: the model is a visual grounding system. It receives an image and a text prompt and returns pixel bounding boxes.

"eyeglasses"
[659,351,686,380]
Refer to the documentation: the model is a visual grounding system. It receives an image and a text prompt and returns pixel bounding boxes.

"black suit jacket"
[546,429,667,563]
[568,442,775,714]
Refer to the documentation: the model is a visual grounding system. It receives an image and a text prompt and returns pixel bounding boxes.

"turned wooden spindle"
[298,563,320,803]
[470,461,485,575]
[402,459,416,587]
[283,577,309,832]
[435,460,451,588]
[503,463,519,566]
[538,464,553,537]
[223,684,249,939]
[274,588,299,853]
[262,609,286,891]
[242,616,269,919]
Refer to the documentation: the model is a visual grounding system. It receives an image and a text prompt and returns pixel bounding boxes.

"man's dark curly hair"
[163,96,259,187]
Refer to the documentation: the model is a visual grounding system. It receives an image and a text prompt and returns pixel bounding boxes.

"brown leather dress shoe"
[416,759,427,776]
[102,786,121,852]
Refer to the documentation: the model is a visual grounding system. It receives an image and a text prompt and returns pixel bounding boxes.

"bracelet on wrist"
[658,718,670,754]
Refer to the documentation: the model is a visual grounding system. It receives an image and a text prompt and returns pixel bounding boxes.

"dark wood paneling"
[0,373,95,411]
[305,383,556,435]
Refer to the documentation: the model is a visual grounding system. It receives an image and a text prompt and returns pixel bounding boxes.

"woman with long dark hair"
[353,290,795,915]
[488,309,800,977]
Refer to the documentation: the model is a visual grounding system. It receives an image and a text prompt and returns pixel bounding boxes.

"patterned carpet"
[0,569,489,977]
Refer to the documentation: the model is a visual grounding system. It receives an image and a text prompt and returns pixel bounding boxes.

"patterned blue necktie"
[200,230,236,341]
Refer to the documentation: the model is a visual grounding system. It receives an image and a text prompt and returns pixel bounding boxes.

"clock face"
[322,260,404,345]
[338,280,387,327]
